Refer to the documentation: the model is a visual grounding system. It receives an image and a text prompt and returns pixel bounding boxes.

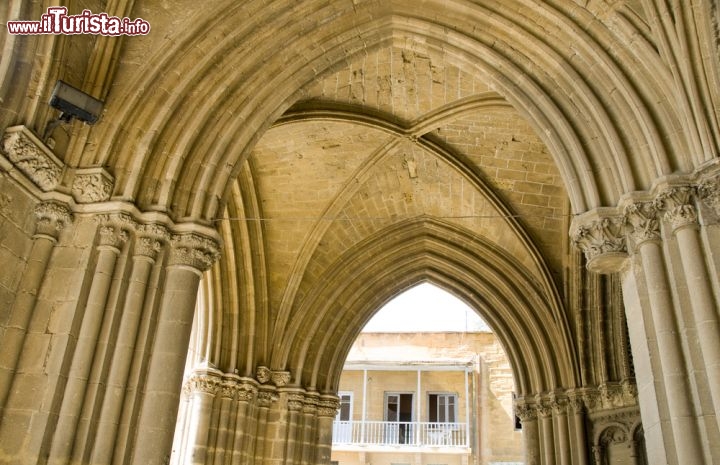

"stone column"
[284,391,306,465]
[660,186,720,427]
[230,378,258,465]
[131,232,219,465]
[537,402,555,465]
[551,395,571,465]
[255,387,276,465]
[624,201,704,465]
[300,393,319,465]
[49,217,129,462]
[315,395,340,465]
[183,370,222,465]
[91,224,167,465]
[516,401,540,465]
[212,376,238,465]
[0,201,72,411]
[568,393,589,465]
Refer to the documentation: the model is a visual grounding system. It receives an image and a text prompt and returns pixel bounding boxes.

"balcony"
[332,421,468,448]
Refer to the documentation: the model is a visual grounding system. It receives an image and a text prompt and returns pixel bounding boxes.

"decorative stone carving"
[256,366,272,384]
[515,403,538,422]
[169,232,220,272]
[71,167,114,203]
[234,378,258,402]
[697,175,720,216]
[135,224,169,260]
[34,201,73,238]
[303,394,319,415]
[623,201,660,247]
[98,225,129,249]
[657,186,698,231]
[257,388,278,408]
[185,373,222,396]
[550,394,568,415]
[2,126,64,191]
[317,397,340,418]
[286,393,305,412]
[271,370,291,387]
[571,215,627,273]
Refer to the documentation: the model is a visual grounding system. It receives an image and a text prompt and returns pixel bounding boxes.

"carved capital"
[271,370,291,387]
[286,393,306,412]
[257,388,278,408]
[71,167,114,203]
[303,394,319,415]
[657,186,698,231]
[571,215,627,273]
[169,233,220,272]
[234,378,259,402]
[34,201,73,239]
[256,366,272,384]
[623,201,660,247]
[185,373,222,396]
[550,394,569,415]
[317,396,340,418]
[697,175,720,217]
[2,126,63,191]
[98,225,129,249]
[134,224,169,259]
[515,403,538,422]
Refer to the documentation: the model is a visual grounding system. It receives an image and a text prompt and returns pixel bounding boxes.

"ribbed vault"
[69,0,718,221]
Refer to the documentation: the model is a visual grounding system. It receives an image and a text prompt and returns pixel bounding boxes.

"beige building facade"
[330,332,523,465]
[0,1,719,465]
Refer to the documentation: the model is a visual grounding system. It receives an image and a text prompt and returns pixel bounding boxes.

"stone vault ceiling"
[243,43,569,318]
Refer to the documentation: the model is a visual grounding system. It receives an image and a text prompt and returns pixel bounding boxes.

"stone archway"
[0,2,719,465]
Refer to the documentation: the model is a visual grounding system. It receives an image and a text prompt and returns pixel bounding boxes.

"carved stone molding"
[571,215,627,273]
[657,186,698,231]
[2,126,63,191]
[169,232,220,272]
[34,201,73,239]
[623,201,660,249]
[71,167,114,203]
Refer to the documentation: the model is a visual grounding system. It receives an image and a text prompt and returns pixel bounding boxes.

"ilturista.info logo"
[7,7,150,36]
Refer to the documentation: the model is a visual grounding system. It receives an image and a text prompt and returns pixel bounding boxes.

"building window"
[428,393,456,423]
[336,392,352,421]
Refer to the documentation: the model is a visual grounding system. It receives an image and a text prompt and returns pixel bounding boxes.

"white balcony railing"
[332,421,468,447]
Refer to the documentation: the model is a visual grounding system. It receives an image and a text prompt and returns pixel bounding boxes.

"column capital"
[571,212,627,273]
[316,395,340,418]
[168,232,220,272]
[303,392,320,415]
[623,201,661,248]
[515,402,538,422]
[34,200,73,239]
[657,186,698,232]
[184,372,222,396]
[134,223,170,260]
[285,391,306,412]
[257,386,278,408]
[697,175,720,218]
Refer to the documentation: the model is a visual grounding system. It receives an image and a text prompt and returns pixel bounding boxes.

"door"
[385,393,413,444]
